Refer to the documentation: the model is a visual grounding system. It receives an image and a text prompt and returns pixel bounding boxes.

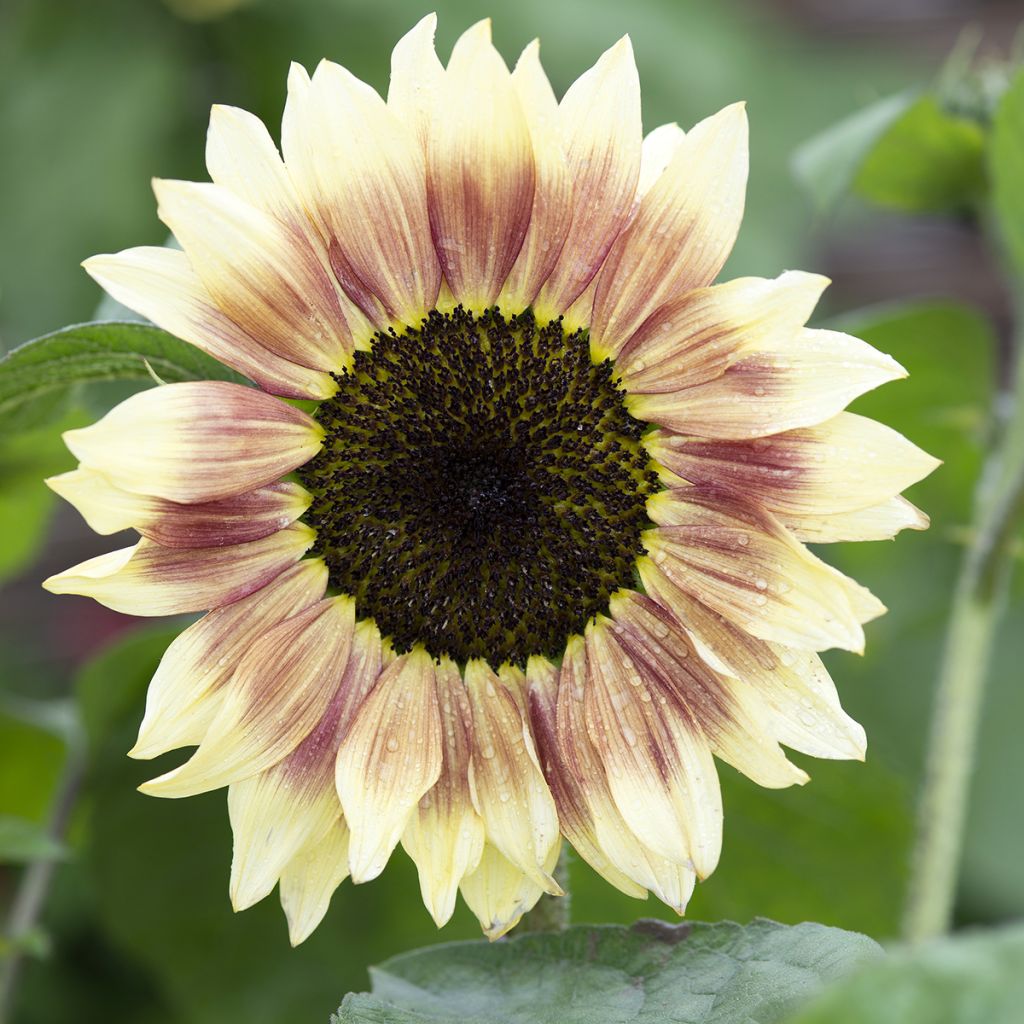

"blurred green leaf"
[785,923,1024,1024]
[990,68,1024,278]
[0,409,87,584]
[792,92,914,213]
[854,96,986,213]
[334,920,881,1024]
[0,322,244,434]
[0,815,66,863]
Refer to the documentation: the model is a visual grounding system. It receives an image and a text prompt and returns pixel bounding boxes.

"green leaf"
[0,321,245,433]
[792,92,914,213]
[334,920,881,1024]
[0,815,67,863]
[0,409,87,584]
[785,923,1024,1024]
[990,68,1024,278]
[854,96,987,212]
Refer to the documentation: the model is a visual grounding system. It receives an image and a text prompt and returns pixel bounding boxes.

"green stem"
[521,847,571,934]
[0,741,85,1024]
[903,331,1024,943]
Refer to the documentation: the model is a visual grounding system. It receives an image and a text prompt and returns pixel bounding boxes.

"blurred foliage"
[787,923,1024,1024]
[2,0,1023,1022]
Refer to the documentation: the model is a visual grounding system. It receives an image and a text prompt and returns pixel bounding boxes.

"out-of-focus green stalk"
[521,847,571,934]
[903,304,1024,944]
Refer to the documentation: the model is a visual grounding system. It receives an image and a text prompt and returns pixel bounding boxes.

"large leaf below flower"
[0,321,245,432]
[333,920,881,1024]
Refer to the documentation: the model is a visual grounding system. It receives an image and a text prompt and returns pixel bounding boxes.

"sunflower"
[43,15,938,944]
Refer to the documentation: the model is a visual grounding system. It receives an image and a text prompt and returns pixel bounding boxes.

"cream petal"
[631,327,907,439]
[47,468,310,548]
[464,660,561,895]
[534,37,641,321]
[130,559,329,759]
[637,123,686,199]
[228,619,382,910]
[205,103,373,349]
[584,617,723,877]
[42,524,314,617]
[459,841,558,941]
[283,59,439,326]
[139,597,355,798]
[613,271,827,383]
[784,496,930,543]
[644,412,940,517]
[556,642,696,912]
[426,21,535,310]
[639,556,866,760]
[609,591,808,789]
[205,103,299,222]
[497,40,572,312]
[645,487,876,652]
[154,179,352,371]
[592,104,748,356]
[525,651,647,901]
[387,13,445,149]
[62,381,322,503]
[83,247,337,400]
[401,658,486,927]
[279,819,351,946]
[335,649,443,883]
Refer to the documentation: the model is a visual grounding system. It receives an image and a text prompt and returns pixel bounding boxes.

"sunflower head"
[43,14,938,944]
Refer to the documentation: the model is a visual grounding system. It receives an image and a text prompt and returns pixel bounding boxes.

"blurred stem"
[0,737,85,1024]
[903,304,1024,944]
[521,847,571,934]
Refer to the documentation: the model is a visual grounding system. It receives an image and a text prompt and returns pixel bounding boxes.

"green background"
[1,0,1021,1021]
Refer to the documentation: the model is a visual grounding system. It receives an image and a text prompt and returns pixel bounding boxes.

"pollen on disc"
[300,307,659,666]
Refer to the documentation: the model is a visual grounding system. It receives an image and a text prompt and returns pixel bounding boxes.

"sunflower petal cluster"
[43,15,937,943]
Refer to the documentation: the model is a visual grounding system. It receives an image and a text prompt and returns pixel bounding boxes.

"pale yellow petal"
[335,649,442,883]
[638,556,866,760]
[401,658,486,927]
[154,178,352,370]
[427,21,535,310]
[61,381,322,503]
[526,651,647,900]
[608,591,808,789]
[459,841,559,941]
[43,525,314,617]
[592,104,748,356]
[284,59,439,326]
[637,123,685,199]
[644,412,940,517]
[83,247,337,399]
[387,13,444,149]
[139,597,354,798]
[47,468,310,548]
[534,37,641,321]
[130,559,328,759]
[464,659,561,895]
[279,819,351,946]
[498,40,572,312]
[228,620,381,911]
[584,618,723,877]
[784,496,930,543]
[645,488,870,652]
[612,271,827,381]
[631,328,907,439]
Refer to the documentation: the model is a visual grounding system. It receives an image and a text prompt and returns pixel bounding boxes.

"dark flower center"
[300,307,658,666]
